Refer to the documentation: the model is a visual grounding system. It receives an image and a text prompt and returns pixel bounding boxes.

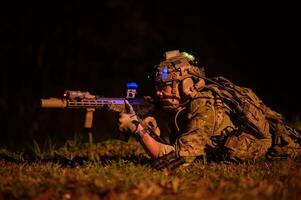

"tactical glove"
[118,112,139,133]
[118,114,161,135]
[141,116,160,136]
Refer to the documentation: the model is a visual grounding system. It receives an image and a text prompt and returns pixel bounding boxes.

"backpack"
[205,76,301,158]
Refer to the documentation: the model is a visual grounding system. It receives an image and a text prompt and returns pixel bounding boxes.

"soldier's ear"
[181,78,195,97]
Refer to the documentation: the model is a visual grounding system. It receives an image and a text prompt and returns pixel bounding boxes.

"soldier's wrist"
[135,125,149,139]
[131,119,140,133]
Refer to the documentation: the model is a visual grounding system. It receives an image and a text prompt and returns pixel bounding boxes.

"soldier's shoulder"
[188,90,215,114]
[191,89,215,102]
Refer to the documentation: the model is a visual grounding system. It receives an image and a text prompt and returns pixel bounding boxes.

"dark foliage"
[1,1,300,149]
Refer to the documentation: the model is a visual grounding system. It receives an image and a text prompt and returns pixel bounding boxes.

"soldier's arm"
[175,95,215,158]
[136,95,215,160]
[135,118,174,159]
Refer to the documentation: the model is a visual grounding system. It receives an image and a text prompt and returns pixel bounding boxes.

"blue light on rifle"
[126,82,138,89]
[126,82,138,98]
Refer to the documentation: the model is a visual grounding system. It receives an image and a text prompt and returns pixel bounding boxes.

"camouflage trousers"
[223,132,272,162]
[268,124,301,159]
[159,129,300,164]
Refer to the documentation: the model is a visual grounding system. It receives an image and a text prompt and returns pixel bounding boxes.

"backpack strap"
[203,77,267,139]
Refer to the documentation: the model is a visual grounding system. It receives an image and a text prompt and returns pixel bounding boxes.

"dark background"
[1,1,300,150]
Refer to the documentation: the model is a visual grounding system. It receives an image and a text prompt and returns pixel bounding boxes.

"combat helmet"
[154,50,206,97]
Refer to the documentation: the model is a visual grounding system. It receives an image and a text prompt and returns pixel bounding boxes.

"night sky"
[1,1,300,149]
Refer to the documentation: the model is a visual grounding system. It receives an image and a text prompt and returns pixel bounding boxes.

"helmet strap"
[172,80,178,98]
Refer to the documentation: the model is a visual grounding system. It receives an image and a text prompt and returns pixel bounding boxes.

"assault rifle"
[40,82,155,129]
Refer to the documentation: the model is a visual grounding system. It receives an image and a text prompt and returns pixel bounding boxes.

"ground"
[1,138,301,200]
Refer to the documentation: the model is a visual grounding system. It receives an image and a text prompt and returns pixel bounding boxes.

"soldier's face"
[156,83,181,110]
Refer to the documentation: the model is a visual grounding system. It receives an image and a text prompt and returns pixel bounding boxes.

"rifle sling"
[147,128,171,145]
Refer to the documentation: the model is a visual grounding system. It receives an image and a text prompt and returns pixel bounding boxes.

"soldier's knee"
[225,133,271,162]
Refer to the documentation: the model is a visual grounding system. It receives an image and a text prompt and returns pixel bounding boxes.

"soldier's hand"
[118,112,139,133]
[141,116,161,136]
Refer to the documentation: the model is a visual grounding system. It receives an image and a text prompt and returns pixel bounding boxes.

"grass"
[1,137,301,200]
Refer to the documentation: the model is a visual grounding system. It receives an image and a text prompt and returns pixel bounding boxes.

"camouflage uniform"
[159,89,272,163]
[150,50,300,167]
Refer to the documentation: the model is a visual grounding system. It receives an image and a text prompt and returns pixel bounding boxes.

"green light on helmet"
[182,52,195,61]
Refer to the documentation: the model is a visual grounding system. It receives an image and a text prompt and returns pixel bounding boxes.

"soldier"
[118,50,301,170]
